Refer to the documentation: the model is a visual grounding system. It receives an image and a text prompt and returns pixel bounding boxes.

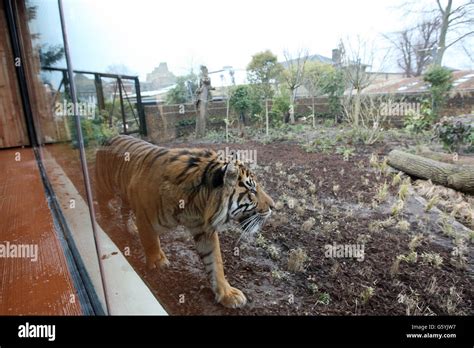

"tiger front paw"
[216,286,247,308]
[146,250,170,270]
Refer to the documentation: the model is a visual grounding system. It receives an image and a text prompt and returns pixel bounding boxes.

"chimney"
[332,48,341,65]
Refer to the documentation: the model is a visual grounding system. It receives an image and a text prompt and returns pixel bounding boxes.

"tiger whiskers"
[236,213,265,244]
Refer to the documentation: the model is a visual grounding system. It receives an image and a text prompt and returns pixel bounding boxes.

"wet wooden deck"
[0,148,83,315]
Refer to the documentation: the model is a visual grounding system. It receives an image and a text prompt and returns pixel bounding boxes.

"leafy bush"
[229,85,252,122]
[229,85,264,125]
[70,113,119,148]
[270,92,291,123]
[404,100,434,133]
[165,73,199,105]
[321,69,345,120]
[433,117,472,152]
[423,66,453,119]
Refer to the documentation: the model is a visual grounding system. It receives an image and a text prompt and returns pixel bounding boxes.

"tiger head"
[212,160,274,236]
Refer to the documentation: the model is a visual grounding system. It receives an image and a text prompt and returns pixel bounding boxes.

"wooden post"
[195,65,213,139]
[226,95,230,142]
[265,99,269,136]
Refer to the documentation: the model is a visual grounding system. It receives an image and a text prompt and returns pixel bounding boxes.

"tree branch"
[446,30,474,48]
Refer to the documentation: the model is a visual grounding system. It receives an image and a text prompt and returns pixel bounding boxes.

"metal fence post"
[134,77,147,136]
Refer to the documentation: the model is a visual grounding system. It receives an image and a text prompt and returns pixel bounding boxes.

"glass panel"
[22,0,103,312]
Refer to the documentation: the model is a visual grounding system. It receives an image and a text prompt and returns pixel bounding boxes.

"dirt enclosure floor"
[47,136,474,315]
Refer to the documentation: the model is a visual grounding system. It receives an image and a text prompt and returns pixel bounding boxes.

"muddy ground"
[47,128,474,315]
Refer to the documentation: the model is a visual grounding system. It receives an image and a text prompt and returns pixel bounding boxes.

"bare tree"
[282,49,309,124]
[340,38,375,126]
[386,18,440,76]
[303,62,333,127]
[434,0,474,65]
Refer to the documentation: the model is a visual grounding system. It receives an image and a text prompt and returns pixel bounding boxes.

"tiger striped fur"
[95,135,274,308]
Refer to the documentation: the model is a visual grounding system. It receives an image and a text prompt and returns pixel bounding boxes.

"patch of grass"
[446,286,464,315]
[267,244,281,260]
[369,153,379,168]
[378,158,389,177]
[398,178,411,201]
[438,214,456,238]
[391,199,405,216]
[408,234,423,251]
[360,286,375,305]
[369,217,395,233]
[287,248,309,273]
[425,195,440,212]
[396,219,410,231]
[307,282,319,294]
[426,276,439,295]
[301,217,316,232]
[375,182,389,203]
[403,251,418,263]
[467,229,474,244]
[397,289,433,316]
[335,146,355,161]
[451,237,468,269]
[271,269,288,280]
[256,233,267,248]
[421,252,443,268]
[316,292,331,305]
[391,171,403,186]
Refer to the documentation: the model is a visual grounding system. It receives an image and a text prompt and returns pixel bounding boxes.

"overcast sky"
[34,0,474,81]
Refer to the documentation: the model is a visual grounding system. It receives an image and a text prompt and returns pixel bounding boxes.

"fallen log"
[387,149,474,194]
[414,147,474,166]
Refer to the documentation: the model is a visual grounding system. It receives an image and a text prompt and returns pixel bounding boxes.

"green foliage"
[247,50,282,99]
[469,131,474,152]
[165,72,198,105]
[346,126,384,145]
[176,118,195,127]
[433,117,472,152]
[320,69,345,118]
[270,91,291,123]
[303,136,337,154]
[39,44,64,67]
[230,85,253,118]
[69,112,118,148]
[304,62,334,97]
[404,100,434,133]
[248,85,264,117]
[227,85,263,123]
[423,66,453,118]
[335,146,355,161]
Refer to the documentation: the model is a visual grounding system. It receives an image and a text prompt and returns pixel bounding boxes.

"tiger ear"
[223,162,238,187]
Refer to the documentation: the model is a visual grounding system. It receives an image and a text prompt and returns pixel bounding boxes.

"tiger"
[95,135,274,308]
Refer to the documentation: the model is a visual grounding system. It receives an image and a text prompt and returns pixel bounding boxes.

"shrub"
[433,117,472,152]
[404,100,434,133]
[423,66,453,119]
[70,112,118,148]
[270,92,291,124]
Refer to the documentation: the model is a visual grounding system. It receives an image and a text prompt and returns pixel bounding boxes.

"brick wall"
[144,91,474,142]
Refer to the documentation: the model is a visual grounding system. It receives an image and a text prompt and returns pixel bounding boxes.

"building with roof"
[363,70,474,95]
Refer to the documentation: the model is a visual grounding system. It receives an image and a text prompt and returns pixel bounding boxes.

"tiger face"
[222,161,275,236]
